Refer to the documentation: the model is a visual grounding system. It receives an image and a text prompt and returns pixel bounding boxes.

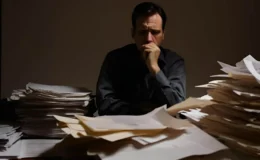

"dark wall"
[2,0,259,98]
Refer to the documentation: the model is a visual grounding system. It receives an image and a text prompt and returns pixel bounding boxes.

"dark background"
[1,0,260,98]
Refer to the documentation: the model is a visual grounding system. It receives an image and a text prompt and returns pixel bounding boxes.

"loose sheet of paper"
[244,59,260,84]
[19,139,61,158]
[81,105,190,132]
[167,97,215,115]
[89,126,227,160]
[55,106,192,142]
[0,141,21,158]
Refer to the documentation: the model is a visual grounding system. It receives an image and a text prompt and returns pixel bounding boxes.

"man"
[96,2,186,115]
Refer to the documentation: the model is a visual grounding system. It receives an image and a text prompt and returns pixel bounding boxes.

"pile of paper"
[9,82,92,138]
[179,55,260,157]
[0,122,22,151]
[53,106,229,160]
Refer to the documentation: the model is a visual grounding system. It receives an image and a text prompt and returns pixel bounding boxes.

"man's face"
[132,13,165,51]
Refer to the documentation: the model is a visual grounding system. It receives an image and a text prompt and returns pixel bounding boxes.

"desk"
[0,99,259,160]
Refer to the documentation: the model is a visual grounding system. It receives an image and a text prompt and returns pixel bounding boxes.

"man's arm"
[96,53,143,115]
[142,43,186,107]
[154,58,186,106]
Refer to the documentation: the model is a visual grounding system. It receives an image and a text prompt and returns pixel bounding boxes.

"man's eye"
[151,31,160,35]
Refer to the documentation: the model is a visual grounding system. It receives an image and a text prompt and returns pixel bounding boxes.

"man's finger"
[142,43,157,50]
[142,49,151,60]
[142,42,155,47]
[143,48,152,54]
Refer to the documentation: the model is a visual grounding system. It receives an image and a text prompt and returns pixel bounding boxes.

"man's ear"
[162,30,166,40]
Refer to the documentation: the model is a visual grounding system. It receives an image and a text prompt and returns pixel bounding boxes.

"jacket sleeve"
[95,53,142,115]
[153,58,186,107]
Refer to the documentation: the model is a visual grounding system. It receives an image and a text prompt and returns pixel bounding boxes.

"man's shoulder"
[106,43,136,58]
[160,46,184,63]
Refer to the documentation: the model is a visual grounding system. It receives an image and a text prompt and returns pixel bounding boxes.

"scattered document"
[54,106,192,142]
[52,106,230,160]
[0,123,22,151]
[19,139,61,159]
[167,97,215,116]
[87,126,228,160]
[0,140,21,159]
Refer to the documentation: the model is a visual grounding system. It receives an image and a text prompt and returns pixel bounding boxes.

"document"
[0,141,21,158]
[8,82,92,138]
[244,59,260,84]
[180,104,260,157]
[54,106,192,142]
[81,106,179,132]
[19,139,61,158]
[26,82,91,94]
[0,124,22,150]
[179,55,260,158]
[87,126,228,160]
[218,61,249,74]
[207,88,260,108]
[167,97,215,116]
[217,55,260,84]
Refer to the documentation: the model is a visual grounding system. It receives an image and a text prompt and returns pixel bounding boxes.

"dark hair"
[131,2,167,31]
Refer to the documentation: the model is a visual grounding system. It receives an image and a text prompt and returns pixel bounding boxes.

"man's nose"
[145,32,153,43]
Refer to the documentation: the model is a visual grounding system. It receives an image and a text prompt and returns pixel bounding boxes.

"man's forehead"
[138,22,160,30]
[135,14,162,29]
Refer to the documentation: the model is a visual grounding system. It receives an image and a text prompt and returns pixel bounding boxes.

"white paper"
[82,106,168,131]
[4,132,22,148]
[82,106,190,132]
[93,126,227,160]
[233,90,260,98]
[83,117,165,131]
[26,82,90,94]
[210,74,230,78]
[180,109,208,122]
[131,137,149,145]
[221,67,252,76]
[242,108,260,113]
[131,128,184,145]
[218,61,250,73]
[19,139,61,158]
[198,95,213,100]
[0,141,21,158]
[9,83,91,138]
[217,55,260,84]
[236,55,259,68]
[218,55,260,75]
[244,59,260,84]
[132,133,168,144]
[0,125,22,150]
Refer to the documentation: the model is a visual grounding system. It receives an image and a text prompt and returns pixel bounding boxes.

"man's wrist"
[149,64,160,76]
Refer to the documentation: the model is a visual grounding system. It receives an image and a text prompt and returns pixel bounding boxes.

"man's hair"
[131,2,167,31]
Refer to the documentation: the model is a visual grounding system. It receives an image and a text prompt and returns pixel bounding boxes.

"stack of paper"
[53,106,229,160]
[0,139,62,159]
[9,82,92,138]
[177,55,260,157]
[0,122,22,151]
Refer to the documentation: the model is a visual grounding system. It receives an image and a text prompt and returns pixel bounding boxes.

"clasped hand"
[141,42,161,75]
